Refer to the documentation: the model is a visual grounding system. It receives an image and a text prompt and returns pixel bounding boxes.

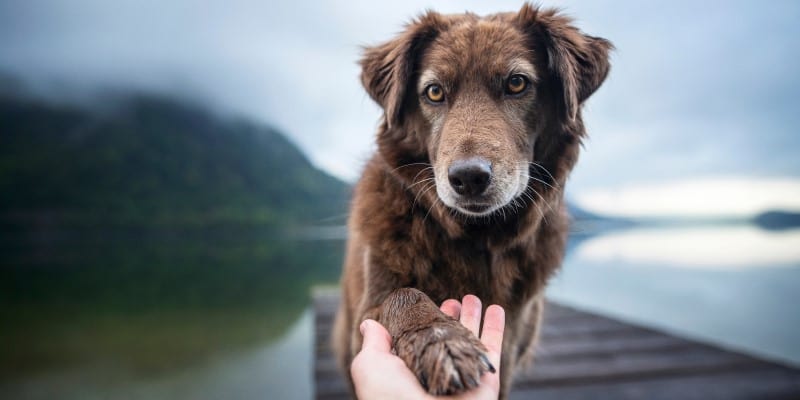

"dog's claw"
[395,322,494,395]
[480,353,496,373]
[450,374,463,391]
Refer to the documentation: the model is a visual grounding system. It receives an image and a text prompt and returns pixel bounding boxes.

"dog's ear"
[361,12,446,129]
[517,4,612,122]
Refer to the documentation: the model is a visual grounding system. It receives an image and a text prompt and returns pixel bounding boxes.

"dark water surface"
[2,224,798,399]
[0,227,343,400]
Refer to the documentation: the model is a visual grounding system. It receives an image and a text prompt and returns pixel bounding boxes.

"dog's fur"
[333,3,611,397]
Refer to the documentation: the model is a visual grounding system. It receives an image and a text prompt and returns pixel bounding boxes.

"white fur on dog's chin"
[435,162,530,217]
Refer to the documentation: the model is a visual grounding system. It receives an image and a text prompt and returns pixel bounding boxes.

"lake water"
[550,224,800,367]
[1,223,798,399]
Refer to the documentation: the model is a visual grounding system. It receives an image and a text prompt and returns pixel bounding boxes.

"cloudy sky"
[1,0,799,217]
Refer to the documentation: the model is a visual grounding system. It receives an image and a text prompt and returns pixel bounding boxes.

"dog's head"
[361,3,611,218]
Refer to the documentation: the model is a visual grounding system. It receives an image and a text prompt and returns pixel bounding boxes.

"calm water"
[0,227,343,400]
[551,225,800,366]
[1,224,799,399]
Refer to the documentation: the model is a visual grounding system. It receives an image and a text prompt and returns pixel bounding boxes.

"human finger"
[359,319,392,353]
[440,299,462,319]
[479,305,505,369]
[460,295,482,337]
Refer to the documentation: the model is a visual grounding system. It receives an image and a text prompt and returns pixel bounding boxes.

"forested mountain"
[0,91,349,227]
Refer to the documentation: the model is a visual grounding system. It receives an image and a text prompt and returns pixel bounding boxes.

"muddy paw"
[394,320,495,396]
[377,288,496,395]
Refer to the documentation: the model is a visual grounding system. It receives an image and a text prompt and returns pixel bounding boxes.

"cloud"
[569,0,800,191]
[0,0,798,190]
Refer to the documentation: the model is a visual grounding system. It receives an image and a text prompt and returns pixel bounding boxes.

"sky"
[1,0,799,217]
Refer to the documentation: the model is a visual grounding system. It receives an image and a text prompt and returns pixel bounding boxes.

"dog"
[333,3,611,398]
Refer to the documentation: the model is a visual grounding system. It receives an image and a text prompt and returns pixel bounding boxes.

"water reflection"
[575,225,800,268]
[1,311,313,400]
[0,228,343,400]
[550,223,800,366]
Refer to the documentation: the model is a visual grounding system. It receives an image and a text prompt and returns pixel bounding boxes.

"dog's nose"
[448,158,492,196]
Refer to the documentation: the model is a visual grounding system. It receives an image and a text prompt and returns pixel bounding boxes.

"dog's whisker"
[412,182,437,211]
[392,163,434,188]
[512,198,523,216]
[409,166,435,184]
[411,164,433,181]
[411,183,431,210]
[527,164,556,185]
[529,175,558,192]
[526,181,555,213]
[520,187,548,224]
[516,164,560,193]
[528,162,559,187]
[408,177,436,190]
[389,162,432,175]
[420,184,441,225]
[528,186,553,224]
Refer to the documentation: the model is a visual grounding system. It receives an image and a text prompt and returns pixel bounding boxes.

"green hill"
[0,91,349,227]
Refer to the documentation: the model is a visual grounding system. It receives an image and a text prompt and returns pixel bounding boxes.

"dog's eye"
[425,84,445,103]
[506,75,528,95]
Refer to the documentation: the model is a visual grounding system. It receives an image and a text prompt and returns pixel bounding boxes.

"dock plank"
[509,368,800,400]
[312,290,800,399]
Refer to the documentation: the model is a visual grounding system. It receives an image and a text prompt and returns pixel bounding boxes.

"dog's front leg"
[376,287,496,396]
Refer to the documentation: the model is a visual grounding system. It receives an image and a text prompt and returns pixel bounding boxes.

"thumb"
[359,319,393,353]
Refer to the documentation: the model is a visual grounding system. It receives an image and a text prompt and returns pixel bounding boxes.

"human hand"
[350,295,505,400]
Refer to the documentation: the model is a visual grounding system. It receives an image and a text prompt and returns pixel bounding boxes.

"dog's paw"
[394,319,495,396]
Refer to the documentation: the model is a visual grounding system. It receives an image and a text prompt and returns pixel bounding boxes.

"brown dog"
[333,3,611,398]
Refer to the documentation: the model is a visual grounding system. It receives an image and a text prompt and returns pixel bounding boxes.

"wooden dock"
[313,290,800,399]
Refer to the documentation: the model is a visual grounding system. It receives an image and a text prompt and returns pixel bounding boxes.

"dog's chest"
[419,238,505,304]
